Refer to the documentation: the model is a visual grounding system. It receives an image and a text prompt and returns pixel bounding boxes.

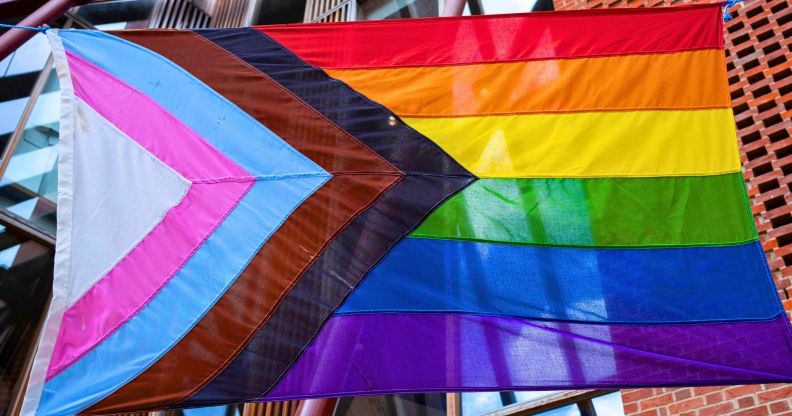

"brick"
[673,388,692,401]
[731,405,770,416]
[623,389,655,404]
[758,385,792,402]
[738,396,756,408]
[667,397,706,414]
[634,410,659,416]
[694,386,729,396]
[770,400,791,413]
[624,401,639,414]
[705,391,725,405]
[725,384,765,399]
[699,402,736,416]
[641,393,675,409]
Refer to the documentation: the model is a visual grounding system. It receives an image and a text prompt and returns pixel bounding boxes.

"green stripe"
[411,173,757,248]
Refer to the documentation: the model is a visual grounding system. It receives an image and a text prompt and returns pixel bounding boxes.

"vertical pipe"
[294,399,338,416]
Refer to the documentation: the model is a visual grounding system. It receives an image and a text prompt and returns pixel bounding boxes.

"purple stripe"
[264,313,792,399]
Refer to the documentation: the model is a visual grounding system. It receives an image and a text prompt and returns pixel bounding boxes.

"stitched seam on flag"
[255,175,478,401]
[389,105,734,119]
[406,234,761,249]
[274,313,792,386]
[83,177,330,416]
[189,173,348,183]
[296,47,726,71]
[330,309,787,326]
[249,29,474,177]
[49,48,265,381]
[258,313,792,400]
[21,29,76,416]
[73,175,329,415]
[189,172,457,183]
[169,175,405,407]
[715,40,733,104]
[517,316,792,381]
[51,183,253,382]
[259,3,720,28]
[65,49,266,181]
[738,175,761,239]
[264,382,791,403]
[753,240,790,319]
[61,97,192,311]
[47,181,254,383]
[138,177,392,406]
[78,30,326,175]
[463,170,743,179]
[750,237,792,381]
[189,31,397,174]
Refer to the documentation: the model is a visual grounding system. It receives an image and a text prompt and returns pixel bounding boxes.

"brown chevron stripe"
[87,31,401,413]
[114,30,395,175]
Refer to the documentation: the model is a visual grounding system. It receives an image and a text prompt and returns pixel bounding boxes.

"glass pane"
[480,0,539,14]
[0,33,50,152]
[461,392,503,415]
[74,0,157,29]
[182,404,243,416]
[0,225,53,414]
[335,393,447,416]
[0,67,59,234]
[514,391,564,403]
[535,404,581,416]
[359,0,439,20]
[592,392,625,415]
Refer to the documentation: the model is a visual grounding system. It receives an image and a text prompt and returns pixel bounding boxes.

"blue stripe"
[37,176,329,416]
[57,29,325,178]
[338,238,781,324]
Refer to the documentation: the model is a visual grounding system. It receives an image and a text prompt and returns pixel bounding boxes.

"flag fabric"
[22,4,792,415]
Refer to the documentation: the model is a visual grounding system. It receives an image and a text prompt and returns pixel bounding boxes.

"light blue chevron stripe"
[57,29,324,178]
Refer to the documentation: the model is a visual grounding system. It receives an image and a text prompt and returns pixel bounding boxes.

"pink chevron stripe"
[66,51,251,182]
[46,51,253,380]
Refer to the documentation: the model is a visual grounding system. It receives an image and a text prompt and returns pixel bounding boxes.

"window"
[461,391,625,416]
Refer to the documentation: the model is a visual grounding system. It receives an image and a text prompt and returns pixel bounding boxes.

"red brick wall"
[552,0,792,414]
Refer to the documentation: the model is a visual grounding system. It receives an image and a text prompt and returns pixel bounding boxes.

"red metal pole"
[0,0,77,62]
[294,398,338,416]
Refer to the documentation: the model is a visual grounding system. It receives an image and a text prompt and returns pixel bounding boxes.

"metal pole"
[441,2,466,412]
[0,0,77,61]
[294,398,338,416]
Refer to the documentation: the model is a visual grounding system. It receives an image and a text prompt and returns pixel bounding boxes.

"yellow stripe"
[404,109,740,178]
[327,50,730,117]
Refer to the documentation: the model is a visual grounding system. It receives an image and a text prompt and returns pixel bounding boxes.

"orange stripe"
[326,50,730,117]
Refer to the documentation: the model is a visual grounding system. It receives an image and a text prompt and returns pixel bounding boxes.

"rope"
[723,0,744,22]
[0,23,49,32]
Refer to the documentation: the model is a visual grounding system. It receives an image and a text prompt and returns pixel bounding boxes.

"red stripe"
[255,4,723,70]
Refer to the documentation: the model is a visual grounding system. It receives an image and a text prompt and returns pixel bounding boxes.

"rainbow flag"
[22,4,792,415]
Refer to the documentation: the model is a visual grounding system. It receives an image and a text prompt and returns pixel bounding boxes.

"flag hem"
[19,29,73,416]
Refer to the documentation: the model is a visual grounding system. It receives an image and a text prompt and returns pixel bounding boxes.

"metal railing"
[304,0,356,23]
